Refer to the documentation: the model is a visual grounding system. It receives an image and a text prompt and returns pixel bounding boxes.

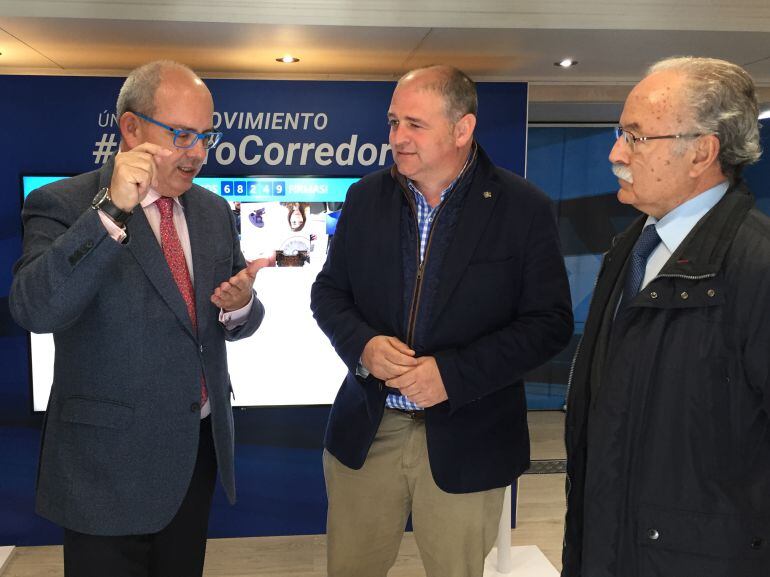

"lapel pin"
[483,191,492,199]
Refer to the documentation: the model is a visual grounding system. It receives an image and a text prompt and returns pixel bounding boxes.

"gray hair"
[648,56,761,182]
[400,65,478,123]
[116,60,197,119]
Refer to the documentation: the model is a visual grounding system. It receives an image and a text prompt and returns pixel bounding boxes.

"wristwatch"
[91,187,133,227]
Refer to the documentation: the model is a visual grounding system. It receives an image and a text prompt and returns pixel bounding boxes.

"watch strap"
[92,187,132,226]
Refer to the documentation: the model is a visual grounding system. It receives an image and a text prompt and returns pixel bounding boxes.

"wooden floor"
[3,411,567,577]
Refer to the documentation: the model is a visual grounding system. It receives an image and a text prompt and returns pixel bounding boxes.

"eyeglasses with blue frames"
[133,112,222,150]
[614,126,704,150]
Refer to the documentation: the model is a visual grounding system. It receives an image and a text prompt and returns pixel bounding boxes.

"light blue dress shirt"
[640,181,729,289]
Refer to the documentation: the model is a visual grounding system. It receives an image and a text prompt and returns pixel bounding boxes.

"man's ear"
[454,113,476,148]
[689,133,721,178]
[119,112,143,149]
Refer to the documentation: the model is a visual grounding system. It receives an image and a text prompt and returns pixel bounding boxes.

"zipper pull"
[417,263,423,280]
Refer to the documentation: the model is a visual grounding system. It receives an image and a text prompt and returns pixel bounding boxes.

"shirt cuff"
[98,210,127,243]
[219,293,253,330]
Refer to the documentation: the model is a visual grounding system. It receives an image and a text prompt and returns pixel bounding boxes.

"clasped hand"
[361,336,448,408]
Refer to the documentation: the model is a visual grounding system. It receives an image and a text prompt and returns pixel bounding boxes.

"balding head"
[388,64,477,199]
[397,65,477,124]
[116,60,208,120]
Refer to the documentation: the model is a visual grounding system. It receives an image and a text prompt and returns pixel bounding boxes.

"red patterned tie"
[155,197,208,407]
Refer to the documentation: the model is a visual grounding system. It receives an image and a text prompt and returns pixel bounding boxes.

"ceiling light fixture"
[555,59,577,68]
[276,55,300,64]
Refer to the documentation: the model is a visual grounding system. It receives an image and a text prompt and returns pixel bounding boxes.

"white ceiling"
[0,0,769,117]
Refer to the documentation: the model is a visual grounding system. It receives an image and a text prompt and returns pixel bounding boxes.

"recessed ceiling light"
[555,59,577,68]
[276,55,300,64]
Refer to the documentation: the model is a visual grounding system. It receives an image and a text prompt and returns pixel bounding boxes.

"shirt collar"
[408,180,451,207]
[644,181,729,255]
[407,144,476,205]
[141,188,184,210]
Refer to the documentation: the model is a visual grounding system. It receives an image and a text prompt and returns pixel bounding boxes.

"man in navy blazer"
[10,61,265,577]
[311,65,573,577]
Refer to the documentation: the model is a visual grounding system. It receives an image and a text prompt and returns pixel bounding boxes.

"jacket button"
[199,345,204,354]
[650,291,658,299]
[751,538,764,550]
[647,528,660,540]
[707,289,716,297]
[680,291,689,300]
[190,402,200,412]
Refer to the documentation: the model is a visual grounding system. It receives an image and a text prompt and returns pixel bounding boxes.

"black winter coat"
[564,183,770,577]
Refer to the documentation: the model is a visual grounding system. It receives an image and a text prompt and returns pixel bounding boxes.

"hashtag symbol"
[92,133,118,164]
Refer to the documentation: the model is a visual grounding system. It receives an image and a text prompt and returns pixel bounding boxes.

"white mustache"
[612,164,634,184]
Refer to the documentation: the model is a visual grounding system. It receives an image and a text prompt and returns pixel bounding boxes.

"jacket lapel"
[125,197,197,340]
[583,216,643,398]
[428,155,501,324]
[596,216,644,314]
[181,188,215,338]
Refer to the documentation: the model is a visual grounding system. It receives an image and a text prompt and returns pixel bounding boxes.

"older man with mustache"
[563,56,770,577]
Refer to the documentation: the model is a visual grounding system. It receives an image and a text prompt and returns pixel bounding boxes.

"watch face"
[92,187,110,208]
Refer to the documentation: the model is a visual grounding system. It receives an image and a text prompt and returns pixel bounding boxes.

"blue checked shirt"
[384,179,456,411]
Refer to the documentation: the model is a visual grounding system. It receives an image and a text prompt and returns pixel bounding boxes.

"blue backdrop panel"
[0,76,527,545]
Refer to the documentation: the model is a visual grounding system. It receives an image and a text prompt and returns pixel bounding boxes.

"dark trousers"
[63,417,218,577]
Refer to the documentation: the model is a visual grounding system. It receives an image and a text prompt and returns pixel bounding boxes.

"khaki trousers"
[323,408,506,577]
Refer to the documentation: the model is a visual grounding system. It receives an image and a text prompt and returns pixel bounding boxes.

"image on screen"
[22,175,358,410]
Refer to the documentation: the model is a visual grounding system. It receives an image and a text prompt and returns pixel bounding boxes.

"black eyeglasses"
[133,112,222,150]
[614,126,704,150]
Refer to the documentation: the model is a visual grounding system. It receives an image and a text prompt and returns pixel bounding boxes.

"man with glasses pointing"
[563,57,770,577]
[10,60,266,577]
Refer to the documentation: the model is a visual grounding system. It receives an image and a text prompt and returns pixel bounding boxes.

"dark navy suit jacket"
[10,159,264,535]
[311,147,573,493]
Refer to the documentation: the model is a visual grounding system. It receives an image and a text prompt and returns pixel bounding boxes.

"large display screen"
[22,175,358,410]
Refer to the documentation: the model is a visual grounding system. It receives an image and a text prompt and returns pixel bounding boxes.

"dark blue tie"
[620,224,661,309]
